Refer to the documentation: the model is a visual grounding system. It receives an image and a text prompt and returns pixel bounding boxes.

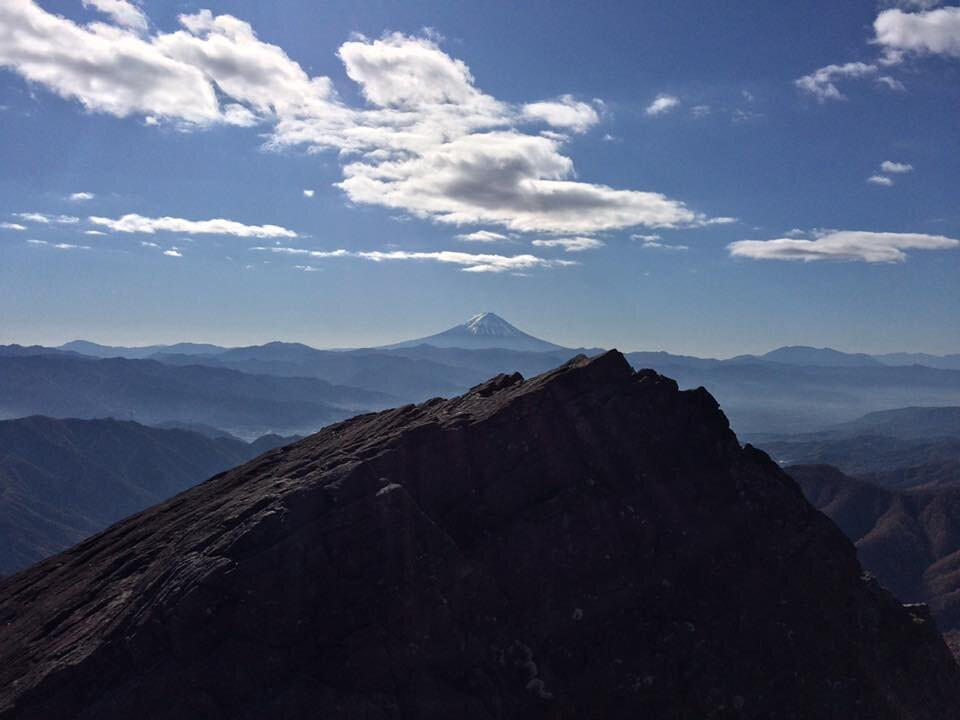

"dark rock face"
[1,352,957,719]
[790,463,960,658]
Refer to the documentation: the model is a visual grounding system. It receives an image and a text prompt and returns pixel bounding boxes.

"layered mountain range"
[1,352,957,718]
[0,416,296,576]
[4,313,960,436]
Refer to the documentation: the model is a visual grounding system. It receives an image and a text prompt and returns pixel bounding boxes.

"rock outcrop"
[1,351,957,719]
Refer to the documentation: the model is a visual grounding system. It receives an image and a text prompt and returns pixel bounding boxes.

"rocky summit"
[0,351,958,719]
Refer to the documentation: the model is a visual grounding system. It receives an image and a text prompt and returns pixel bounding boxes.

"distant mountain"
[0,344,73,358]
[790,463,960,656]
[758,433,960,481]
[155,342,481,401]
[2,354,958,717]
[60,340,227,359]
[0,416,292,575]
[382,312,569,351]
[0,353,393,437]
[874,352,960,371]
[731,345,883,368]
[648,362,960,434]
[832,406,960,440]
[749,406,960,485]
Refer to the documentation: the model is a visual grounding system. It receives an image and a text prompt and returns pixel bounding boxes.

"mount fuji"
[382,312,569,352]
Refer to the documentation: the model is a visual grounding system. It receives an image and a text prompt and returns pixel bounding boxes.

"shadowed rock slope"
[0,351,958,719]
[790,463,960,657]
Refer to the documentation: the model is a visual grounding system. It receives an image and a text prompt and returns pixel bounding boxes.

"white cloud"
[640,239,689,251]
[0,222,26,230]
[294,264,320,271]
[27,239,90,250]
[82,0,148,32]
[881,160,914,173]
[15,212,79,224]
[0,1,221,124]
[728,230,958,262]
[456,230,509,243]
[868,174,895,185]
[631,234,661,242]
[522,95,599,132]
[163,247,183,257]
[356,249,576,273]
[84,230,107,235]
[68,191,95,202]
[89,213,297,237]
[0,4,727,235]
[531,236,604,252]
[302,189,315,197]
[253,245,575,273]
[797,5,959,102]
[876,75,906,90]
[645,94,680,116]
[140,240,159,247]
[784,228,806,237]
[795,62,878,101]
[875,6,960,58]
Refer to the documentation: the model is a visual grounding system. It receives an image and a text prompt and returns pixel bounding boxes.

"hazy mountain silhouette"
[58,340,227,359]
[730,345,883,367]
[0,352,393,437]
[875,352,960,371]
[0,416,295,576]
[1,353,957,718]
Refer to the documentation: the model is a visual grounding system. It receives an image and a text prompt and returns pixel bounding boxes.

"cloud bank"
[728,230,958,262]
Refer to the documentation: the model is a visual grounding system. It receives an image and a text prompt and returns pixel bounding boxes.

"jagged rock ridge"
[0,351,957,719]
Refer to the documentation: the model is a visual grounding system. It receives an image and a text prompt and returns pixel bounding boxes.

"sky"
[0,0,958,356]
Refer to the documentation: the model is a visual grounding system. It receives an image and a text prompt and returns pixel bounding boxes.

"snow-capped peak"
[462,313,522,337]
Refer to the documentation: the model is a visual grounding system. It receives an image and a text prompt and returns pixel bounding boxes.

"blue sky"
[0,0,958,356]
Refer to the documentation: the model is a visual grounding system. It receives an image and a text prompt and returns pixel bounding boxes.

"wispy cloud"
[27,239,90,250]
[0,222,26,231]
[302,189,315,197]
[531,236,604,252]
[795,62,878,101]
[81,0,148,32]
[456,230,510,243]
[728,230,958,262]
[15,212,79,224]
[639,239,689,251]
[253,245,576,273]
[68,191,95,202]
[163,247,183,257]
[645,94,680,116]
[89,213,297,237]
[0,3,727,235]
[867,175,894,186]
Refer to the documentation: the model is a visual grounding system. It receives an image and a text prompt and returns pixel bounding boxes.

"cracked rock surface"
[1,351,958,719]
